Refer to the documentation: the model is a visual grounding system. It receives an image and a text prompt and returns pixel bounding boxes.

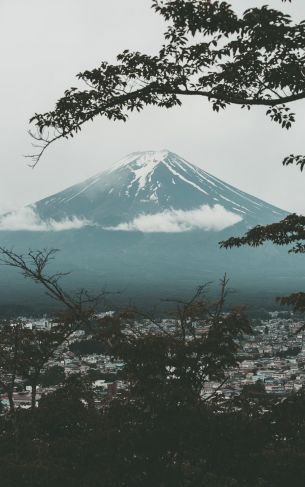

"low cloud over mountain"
[0,150,295,306]
[0,206,90,232]
[106,204,242,233]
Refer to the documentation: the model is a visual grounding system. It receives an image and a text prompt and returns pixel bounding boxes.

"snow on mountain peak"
[29,149,288,234]
[108,150,170,174]
[107,149,206,196]
[105,150,176,196]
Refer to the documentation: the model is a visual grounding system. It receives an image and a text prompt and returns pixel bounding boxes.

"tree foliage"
[220,214,305,317]
[40,365,65,387]
[28,0,305,166]
[1,249,305,485]
[0,319,73,411]
[0,248,260,486]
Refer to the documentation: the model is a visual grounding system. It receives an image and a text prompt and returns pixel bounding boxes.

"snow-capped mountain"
[0,150,301,312]
[34,150,286,231]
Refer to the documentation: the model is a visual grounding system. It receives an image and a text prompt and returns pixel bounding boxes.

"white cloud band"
[105,204,242,233]
[0,206,91,232]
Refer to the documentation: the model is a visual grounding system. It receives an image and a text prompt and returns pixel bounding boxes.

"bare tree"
[0,247,104,410]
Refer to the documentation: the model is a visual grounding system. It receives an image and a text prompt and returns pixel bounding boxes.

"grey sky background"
[1,0,305,214]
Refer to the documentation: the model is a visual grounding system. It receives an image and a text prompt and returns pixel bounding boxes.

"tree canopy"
[220,213,305,315]
[29,0,305,167]
[1,248,305,486]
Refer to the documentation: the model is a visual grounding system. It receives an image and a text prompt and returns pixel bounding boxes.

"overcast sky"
[1,0,305,214]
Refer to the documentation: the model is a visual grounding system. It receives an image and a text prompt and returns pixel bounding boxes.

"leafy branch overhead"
[220,214,305,255]
[28,0,305,166]
[220,214,305,317]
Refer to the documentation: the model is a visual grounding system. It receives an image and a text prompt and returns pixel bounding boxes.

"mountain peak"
[108,149,172,172]
[105,150,180,194]
[33,150,287,231]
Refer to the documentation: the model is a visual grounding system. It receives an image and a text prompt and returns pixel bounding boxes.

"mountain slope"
[35,150,286,229]
[0,150,300,312]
